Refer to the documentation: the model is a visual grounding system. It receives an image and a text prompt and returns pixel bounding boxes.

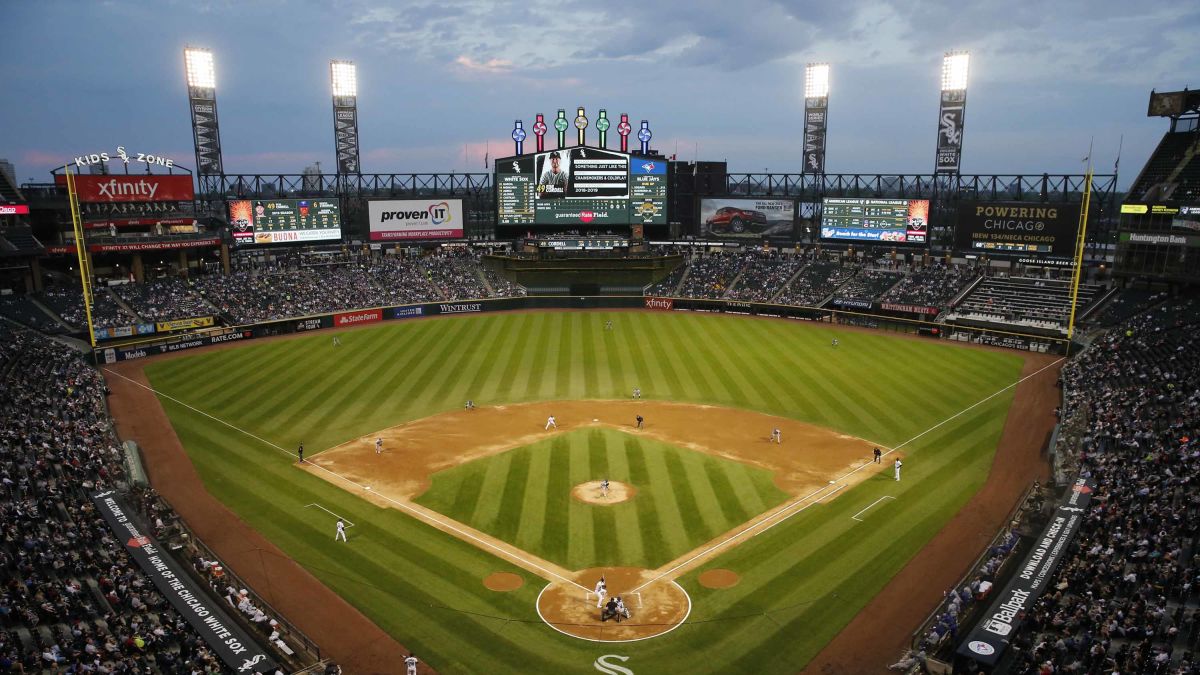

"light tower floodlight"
[804,63,830,99]
[184,48,216,89]
[802,63,831,176]
[330,60,357,97]
[330,60,362,174]
[940,51,970,91]
[184,46,223,175]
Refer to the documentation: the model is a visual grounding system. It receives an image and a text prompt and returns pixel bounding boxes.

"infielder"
[464,399,475,410]
[594,576,608,607]
[894,458,903,481]
[771,428,782,444]
[375,437,383,454]
[335,519,347,542]
[633,387,642,399]
[545,415,557,430]
[404,655,418,675]
[636,415,644,430]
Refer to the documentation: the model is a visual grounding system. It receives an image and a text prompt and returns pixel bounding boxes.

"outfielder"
[335,519,347,542]
[594,576,608,607]
[831,338,839,348]
[545,415,557,430]
[332,335,342,347]
[605,319,614,331]
[894,458,903,481]
[375,437,383,454]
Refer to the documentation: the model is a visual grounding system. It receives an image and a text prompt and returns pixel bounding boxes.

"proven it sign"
[368,199,464,240]
[55,174,195,203]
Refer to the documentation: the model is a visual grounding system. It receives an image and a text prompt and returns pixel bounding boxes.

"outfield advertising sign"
[368,199,464,240]
[957,476,1095,665]
[334,309,382,326]
[155,316,214,332]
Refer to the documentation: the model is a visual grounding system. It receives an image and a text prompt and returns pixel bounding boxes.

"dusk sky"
[2,0,1194,187]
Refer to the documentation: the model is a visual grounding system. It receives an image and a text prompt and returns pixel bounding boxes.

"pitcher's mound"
[483,572,524,591]
[572,480,636,505]
[698,569,740,589]
[536,567,691,642]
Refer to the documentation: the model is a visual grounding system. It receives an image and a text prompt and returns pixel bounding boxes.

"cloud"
[453,55,513,75]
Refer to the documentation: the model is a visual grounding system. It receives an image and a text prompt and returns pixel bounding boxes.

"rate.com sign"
[368,199,464,240]
[54,174,195,203]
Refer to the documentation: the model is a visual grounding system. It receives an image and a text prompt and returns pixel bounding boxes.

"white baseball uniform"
[404,656,418,675]
[894,459,902,481]
[546,416,557,430]
[595,579,607,607]
[335,519,347,542]
[375,438,383,454]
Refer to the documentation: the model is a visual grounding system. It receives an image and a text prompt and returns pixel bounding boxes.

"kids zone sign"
[368,199,465,240]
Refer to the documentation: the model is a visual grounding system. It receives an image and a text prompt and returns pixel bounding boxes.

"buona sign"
[72,146,180,170]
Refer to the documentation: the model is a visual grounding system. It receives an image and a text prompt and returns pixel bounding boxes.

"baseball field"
[107,310,1053,674]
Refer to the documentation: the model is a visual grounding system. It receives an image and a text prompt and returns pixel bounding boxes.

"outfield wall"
[96,296,1067,363]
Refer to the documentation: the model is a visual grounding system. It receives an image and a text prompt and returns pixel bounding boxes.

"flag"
[484,141,490,168]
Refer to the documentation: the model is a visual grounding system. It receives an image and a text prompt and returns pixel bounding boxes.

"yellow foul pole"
[1065,168,1093,352]
[64,166,98,348]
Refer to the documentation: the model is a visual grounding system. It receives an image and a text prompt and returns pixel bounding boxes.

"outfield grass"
[144,311,1024,674]
[415,427,791,570]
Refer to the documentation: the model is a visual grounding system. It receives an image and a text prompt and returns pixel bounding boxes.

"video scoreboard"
[228,199,342,245]
[820,198,929,244]
[496,147,667,226]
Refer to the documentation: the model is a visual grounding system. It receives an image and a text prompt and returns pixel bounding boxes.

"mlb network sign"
[368,199,464,240]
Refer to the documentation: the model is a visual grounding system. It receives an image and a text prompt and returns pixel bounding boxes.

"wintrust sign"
[368,199,464,240]
[54,174,195,203]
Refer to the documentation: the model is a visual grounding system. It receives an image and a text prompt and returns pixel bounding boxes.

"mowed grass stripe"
[605,433,645,564]
[566,432,596,566]
[691,316,781,410]
[514,441,552,552]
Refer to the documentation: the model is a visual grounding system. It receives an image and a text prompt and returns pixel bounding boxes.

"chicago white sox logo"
[593,654,634,675]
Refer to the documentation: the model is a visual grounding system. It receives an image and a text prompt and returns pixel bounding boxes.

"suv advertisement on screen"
[700,198,796,238]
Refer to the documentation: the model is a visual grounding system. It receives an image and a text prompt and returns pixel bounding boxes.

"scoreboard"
[496,147,667,226]
[820,198,929,244]
[229,199,342,245]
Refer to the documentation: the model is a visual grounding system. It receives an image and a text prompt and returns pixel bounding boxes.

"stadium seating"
[880,264,980,308]
[947,277,1104,330]
[39,286,135,330]
[0,294,63,333]
[775,260,859,307]
[834,268,903,302]
[111,278,214,322]
[726,251,807,302]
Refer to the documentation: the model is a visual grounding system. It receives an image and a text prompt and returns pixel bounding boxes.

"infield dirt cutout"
[306,399,888,641]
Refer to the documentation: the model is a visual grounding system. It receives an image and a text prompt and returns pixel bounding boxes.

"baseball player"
[831,338,839,348]
[335,519,347,542]
[375,437,383,454]
[894,458,903,481]
[600,479,610,498]
[545,415,557,430]
[771,428,782,444]
[594,576,607,607]
[605,319,614,331]
[616,596,630,621]
[404,655,418,675]
[633,387,642,399]
[332,335,342,347]
[465,399,475,410]
[873,447,882,463]
[636,414,644,430]
[297,442,304,463]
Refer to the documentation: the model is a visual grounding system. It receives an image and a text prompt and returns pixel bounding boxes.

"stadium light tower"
[330,60,362,174]
[803,63,830,175]
[184,47,224,175]
[934,51,970,174]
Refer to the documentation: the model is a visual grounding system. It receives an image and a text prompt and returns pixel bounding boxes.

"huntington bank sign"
[71,146,181,170]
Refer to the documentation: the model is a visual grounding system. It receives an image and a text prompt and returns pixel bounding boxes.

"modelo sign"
[368,199,464,240]
[54,174,195,203]
[955,201,1080,260]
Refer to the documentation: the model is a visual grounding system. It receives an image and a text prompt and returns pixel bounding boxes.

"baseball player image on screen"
[536,150,569,199]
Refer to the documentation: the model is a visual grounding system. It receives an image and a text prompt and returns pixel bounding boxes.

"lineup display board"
[495,147,667,226]
[820,198,929,244]
[955,201,1080,259]
[228,199,342,245]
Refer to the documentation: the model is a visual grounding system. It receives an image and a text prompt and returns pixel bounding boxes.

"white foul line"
[103,367,591,594]
[304,503,355,527]
[850,496,895,522]
[630,356,1064,593]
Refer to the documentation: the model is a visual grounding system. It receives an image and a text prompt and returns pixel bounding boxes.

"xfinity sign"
[368,199,464,240]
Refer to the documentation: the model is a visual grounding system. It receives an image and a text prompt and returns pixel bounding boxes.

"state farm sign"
[54,175,195,203]
[334,309,382,326]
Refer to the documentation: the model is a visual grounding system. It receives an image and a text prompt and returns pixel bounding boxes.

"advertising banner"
[436,302,483,314]
[644,297,674,310]
[54,174,196,203]
[189,94,224,175]
[155,316,215,332]
[333,100,361,174]
[333,308,382,327]
[368,200,464,240]
[803,96,828,174]
[935,89,967,174]
[700,198,796,239]
[0,204,30,215]
[389,306,426,320]
[90,238,220,253]
[821,198,929,244]
[294,317,329,332]
[957,476,1095,665]
[955,201,1080,259]
[95,323,157,341]
[90,490,276,672]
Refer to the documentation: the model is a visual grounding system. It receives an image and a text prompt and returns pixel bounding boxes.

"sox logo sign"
[593,654,633,675]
